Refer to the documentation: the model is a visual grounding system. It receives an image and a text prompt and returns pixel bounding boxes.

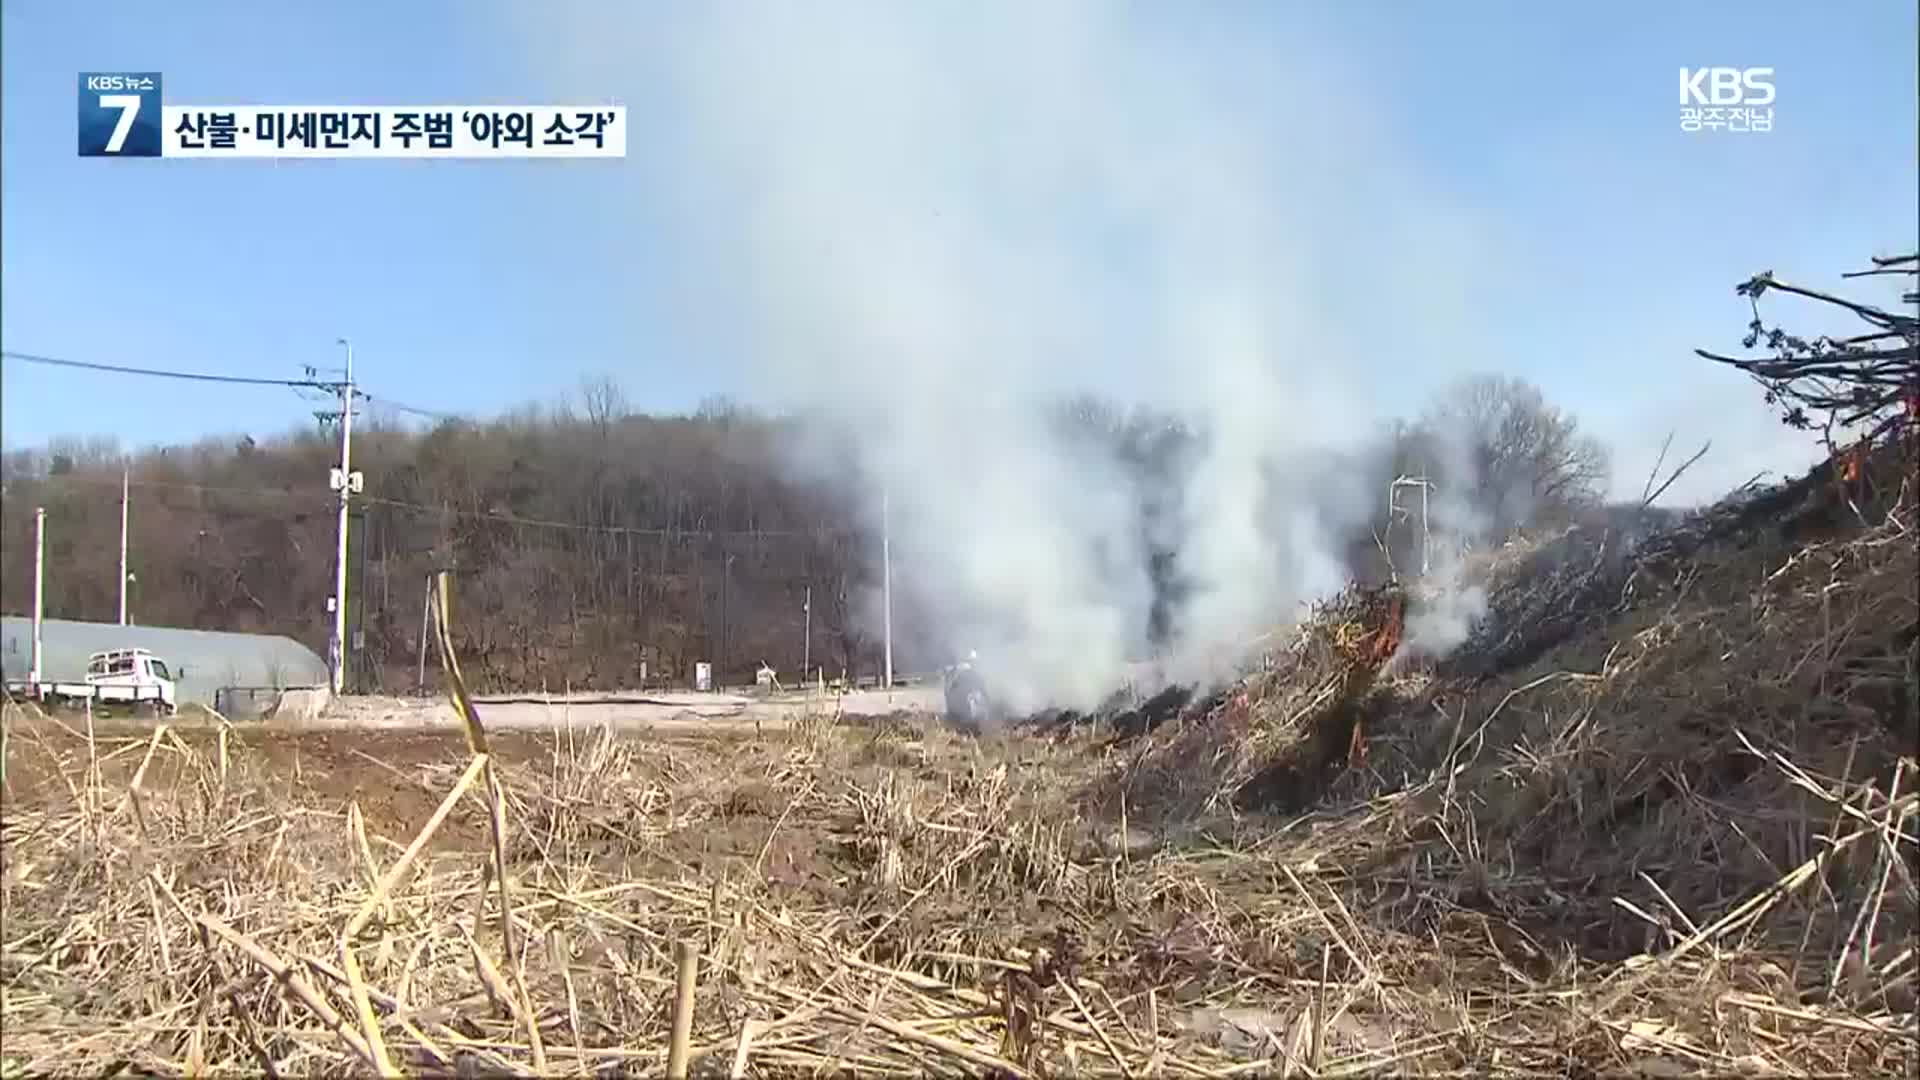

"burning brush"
[1326,584,1407,767]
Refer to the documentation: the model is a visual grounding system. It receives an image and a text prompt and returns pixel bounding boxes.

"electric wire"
[3,349,325,388]
[23,472,826,540]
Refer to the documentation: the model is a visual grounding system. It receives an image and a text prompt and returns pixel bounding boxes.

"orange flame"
[1342,589,1406,769]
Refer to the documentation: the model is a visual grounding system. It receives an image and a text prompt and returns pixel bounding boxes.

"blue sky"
[3,1,1915,504]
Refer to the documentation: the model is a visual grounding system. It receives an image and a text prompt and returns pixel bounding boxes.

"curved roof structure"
[1,617,327,706]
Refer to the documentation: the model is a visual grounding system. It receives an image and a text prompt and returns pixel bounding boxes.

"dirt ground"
[0,709,810,866]
[292,684,946,734]
[2,678,948,895]
[2,683,1912,1076]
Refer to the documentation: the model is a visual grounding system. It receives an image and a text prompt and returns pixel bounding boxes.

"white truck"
[6,648,179,717]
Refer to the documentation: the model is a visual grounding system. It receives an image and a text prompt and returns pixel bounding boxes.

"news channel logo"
[1679,67,1774,134]
[78,72,163,157]
[75,69,628,160]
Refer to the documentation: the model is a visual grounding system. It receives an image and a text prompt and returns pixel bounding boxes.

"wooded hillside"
[2,399,869,693]
[0,375,1611,694]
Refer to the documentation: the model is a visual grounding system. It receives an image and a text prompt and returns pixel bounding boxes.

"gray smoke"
[512,4,1505,712]
[1392,420,1495,662]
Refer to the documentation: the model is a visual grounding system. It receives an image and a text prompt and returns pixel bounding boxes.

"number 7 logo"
[77,72,162,157]
[98,94,142,153]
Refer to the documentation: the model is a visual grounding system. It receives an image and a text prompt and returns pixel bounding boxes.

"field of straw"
[2,458,1916,1077]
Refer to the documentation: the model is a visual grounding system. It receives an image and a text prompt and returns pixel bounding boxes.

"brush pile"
[1432,505,1674,680]
[1100,584,1408,822]
[1434,450,1895,681]
[1116,252,1916,823]
[1095,414,1918,1074]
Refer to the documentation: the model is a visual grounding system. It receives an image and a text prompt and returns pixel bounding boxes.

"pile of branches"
[1092,583,1412,821]
[1443,252,1917,681]
[1434,521,1647,681]
[1697,252,1919,450]
[1434,470,1827,681]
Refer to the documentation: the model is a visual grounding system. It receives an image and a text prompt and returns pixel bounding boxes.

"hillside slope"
[1094,437,1916,1069]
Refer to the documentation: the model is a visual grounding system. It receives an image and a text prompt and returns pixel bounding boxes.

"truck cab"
[5,646,179,717]
[82,648,178,714]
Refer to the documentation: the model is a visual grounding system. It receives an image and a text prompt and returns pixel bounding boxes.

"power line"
[6,348,461,423]
[28,474,326,502]
[5,348,832,540]
[2,349,322,388]
[362,494,822,539]
[362,394,459,421]
[22,471,831,540]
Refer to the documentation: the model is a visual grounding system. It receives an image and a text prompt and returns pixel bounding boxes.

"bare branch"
[1697,251,1920,449]
[1641,440,1711,509]
[1640,430,1676,505]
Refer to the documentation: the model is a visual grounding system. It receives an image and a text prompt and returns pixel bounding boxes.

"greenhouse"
[0,616,327,708]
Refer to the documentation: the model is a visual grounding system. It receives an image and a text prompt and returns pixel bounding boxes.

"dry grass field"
[2,449,1914,1077]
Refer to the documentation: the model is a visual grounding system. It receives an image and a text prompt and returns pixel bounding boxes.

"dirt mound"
[1106,438,1917,1020]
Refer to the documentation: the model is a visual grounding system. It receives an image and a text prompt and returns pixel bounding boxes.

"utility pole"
[328,338,362,696]
[882,487,893,690]
[353,508,371,687]
[1419,478,1430,576]
[417,573,433,692]
[720,551,734,684]
[1387,475,1434,579]
[802,584,812,682]
[31,507,45,687]
[118,465,130,625]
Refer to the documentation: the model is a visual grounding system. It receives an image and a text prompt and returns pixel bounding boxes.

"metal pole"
[882,487,893,690]
[1420,479,1431,575]
[354,509,370,691]
[31,507,45,687]
[802,585,812,682]
[331,338,355,695]
[417,574,432,692]
[118,465,130,625]
[720,552,733,685]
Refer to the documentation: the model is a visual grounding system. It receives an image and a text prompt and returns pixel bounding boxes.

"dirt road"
[304,684,946,734]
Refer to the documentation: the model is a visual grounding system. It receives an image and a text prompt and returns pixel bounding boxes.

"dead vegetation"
[1088,434,1917,1074]
[2,258,1915,1076]
[4,434,1915,1075]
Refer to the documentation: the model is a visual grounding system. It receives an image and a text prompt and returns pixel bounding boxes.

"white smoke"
[508,3,1503,712]
[1394,481,1493,663]
[1379,408,1507,662]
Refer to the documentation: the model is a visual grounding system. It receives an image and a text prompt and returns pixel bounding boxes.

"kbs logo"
[1679,67,1774,105]
[1678,67,1774,134]
[78,72,163,157]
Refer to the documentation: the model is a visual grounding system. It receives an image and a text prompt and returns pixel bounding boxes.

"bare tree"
[580,374,627,436]
[1415,374,1611,536]
[1696,253,1919,449]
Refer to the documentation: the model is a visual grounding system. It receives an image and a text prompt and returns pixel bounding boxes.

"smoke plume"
[516,4,1505,711]
[1391,421,1495,661]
